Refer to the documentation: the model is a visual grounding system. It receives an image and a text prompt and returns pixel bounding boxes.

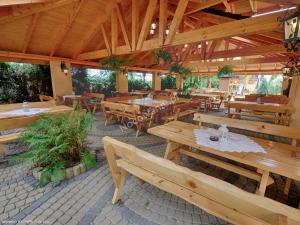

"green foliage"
[0,62,52,103]
[81,152,96,169]
[255,76,269,94]
[72,67,90,94]
[169,63,192,80]
[10,111,94,187]
[88,71,116,97]
[183,75,220,92]
[161,75,176,90]
[153,49,173,64]
[100,55,131,72]
[217,65,233,78]
[128,72,151,91]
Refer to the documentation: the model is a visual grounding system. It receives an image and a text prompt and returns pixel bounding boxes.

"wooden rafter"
[222,0,231,12]
[164,0,189,45]
[159,0,167,46]
[22,13,38,53]
[100,24,111,54]
[116,4,130,48]
[249,0,258,13]
[136,0,157,50]
[50,0,84,56]
[111,9,118,54]
[0,0,54,6]
[0,0,78,24]
[131,0,137,51]
[206,40,222,59]
[200,41,207,60]
[184,0,223,15]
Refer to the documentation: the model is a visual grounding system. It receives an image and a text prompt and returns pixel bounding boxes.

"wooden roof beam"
[0,0,54,6]
[136,0,157,50]
[0,0,78,24]
[50,0,84,56]
[184,0,223,15]
[22,13,38,53]
[131,0,137,51]
[164,0,189,45]
[159,0,167,46]
[116,4,130,49]
[111,9,118,54]
[100,24,111,55]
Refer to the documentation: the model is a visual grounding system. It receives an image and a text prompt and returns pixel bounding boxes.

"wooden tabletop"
[0,105,73,119]
[118,98,188,108]
[148,121,300,181]
[191,93,219,98]
[227,101,294,113]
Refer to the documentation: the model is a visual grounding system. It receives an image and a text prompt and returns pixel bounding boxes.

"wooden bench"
[193,113,300,197]
[103,136,300,225]
[102,101,154,137]
[161,102,199,123]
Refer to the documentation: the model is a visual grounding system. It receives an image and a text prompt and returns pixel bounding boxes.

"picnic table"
[148,120,300,197]
[227,100,294,125]
[118,97,189,108]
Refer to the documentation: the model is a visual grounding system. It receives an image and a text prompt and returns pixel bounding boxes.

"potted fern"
[153,49,173,66]
[100,55,131,72]
[11,110,96,187]
[169,63,192,80]
[217,65,233,78]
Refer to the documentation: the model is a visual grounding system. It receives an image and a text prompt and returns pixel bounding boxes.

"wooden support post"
[116,71,128,93]
[152,72,161,91]
[256,170,269,196]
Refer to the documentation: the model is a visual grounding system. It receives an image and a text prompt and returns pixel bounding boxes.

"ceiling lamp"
[184,44,188,48]
[165,29,169,35]
[150,29,155,35]
[197,44,202,48]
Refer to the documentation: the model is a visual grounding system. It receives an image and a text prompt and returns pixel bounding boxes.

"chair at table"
[192,96,211,112]
[210,96,224,111]
[81,93,105,114]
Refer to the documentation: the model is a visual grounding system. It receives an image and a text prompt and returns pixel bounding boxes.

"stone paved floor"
[0,112,299,225]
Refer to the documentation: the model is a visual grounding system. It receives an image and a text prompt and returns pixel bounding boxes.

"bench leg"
[112,169,127,204]
[0,144,5,157]
[164,142,180,160]
[256,170,269,196]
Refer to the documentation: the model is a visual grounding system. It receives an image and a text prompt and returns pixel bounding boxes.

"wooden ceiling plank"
[111,9,118,54]
[164,0,189,45]
[0,0,78,24]
[136,0,158,50]
[116,4,130,48]
[184,0,223,15]
[50,0,84,56]
[131,0,137,51]
[22,13,38,53]
[100,24,111,55]
[159,0,167,46]
[0,0,54,6]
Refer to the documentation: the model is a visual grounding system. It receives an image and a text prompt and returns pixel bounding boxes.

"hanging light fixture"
[279,6,300,52]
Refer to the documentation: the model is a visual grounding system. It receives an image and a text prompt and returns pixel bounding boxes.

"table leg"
[164,141,181,163]
[0,144,5,157]
[284,178,292,195]
[256,170,269,196]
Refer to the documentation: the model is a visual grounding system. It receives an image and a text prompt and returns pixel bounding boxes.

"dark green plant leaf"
[39,169,51,187]
[81,152,96,169]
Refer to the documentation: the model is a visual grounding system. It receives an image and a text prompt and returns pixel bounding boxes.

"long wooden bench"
[193,113,300,197]
[103,136,300,225]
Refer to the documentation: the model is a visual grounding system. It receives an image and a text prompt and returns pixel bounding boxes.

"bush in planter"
[10,110,95,187]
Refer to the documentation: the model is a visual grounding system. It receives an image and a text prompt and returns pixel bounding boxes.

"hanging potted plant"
[100,55,131,73]
[217,65,233,78]
[153,49,173,66]
[169,63,192,80]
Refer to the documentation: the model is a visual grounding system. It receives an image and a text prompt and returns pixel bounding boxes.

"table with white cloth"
[148,121,300,196]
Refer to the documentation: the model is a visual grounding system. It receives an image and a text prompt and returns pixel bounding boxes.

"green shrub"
[11,110,95,187]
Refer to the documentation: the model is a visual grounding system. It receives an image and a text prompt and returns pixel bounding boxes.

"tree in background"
[161,75,176,90]
[267,75,283,95]
[87,70,116,97]
[183,75,219,92]
[128,72,151,91]
[72,67,90,94]
[255,75,269,95]
[0,62,52,103]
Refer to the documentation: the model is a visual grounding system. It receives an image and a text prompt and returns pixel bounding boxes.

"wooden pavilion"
[0,0,300,127]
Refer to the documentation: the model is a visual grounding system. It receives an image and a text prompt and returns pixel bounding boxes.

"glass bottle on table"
[218,124,229,141]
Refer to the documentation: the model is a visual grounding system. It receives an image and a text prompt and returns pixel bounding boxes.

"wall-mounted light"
[123,68,128,78]
[60,62,69,75]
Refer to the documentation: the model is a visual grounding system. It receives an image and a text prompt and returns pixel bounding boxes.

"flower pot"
[159,58,166,66]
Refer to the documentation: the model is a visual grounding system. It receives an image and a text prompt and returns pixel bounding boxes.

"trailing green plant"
[100,55,131,72]
[153,49,173,65]
[169,63,192,80]
[217,65,233,78]
[10,110,95,187]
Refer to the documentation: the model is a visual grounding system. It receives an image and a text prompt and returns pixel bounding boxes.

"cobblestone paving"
[0,113,299,225]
